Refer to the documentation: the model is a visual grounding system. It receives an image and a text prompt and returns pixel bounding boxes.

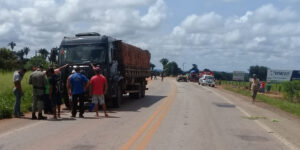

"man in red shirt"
[89,67,108,117]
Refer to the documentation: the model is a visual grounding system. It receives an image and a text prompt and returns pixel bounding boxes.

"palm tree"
[16,50,25,60]
[23,47,30,58]
[38,48,49,60]
[49,47,58,64]
[8,42,16,51]
[160,58,169,69]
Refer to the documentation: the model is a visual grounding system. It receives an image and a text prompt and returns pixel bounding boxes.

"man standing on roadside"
[13,68,27,118]
[89,67,108,117]
[67,67,89,118]
[48,68,63,119]
[29,66,47,120]
[251,74,260,103]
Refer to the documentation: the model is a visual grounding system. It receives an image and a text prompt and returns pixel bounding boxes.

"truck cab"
[58,32,150,108]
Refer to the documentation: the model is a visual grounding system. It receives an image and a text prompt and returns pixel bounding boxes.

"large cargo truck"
[58,32,150,108]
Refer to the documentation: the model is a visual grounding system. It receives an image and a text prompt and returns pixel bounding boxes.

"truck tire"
[129,92,141,99]
[129,84,143,99]
[129,93,135,99]
[113,85,122,108]
[141,86,145,98]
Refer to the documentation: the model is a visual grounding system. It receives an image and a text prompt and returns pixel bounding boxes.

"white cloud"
[0,0,166,56]
[0,1,300,71]
[252,4,297,23]
[161,4,300,71]
[180,12,223,33]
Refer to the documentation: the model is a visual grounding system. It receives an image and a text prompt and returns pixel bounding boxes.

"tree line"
[154,58,269,81]
[0,41,59,71]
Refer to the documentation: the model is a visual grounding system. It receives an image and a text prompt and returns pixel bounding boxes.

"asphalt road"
[0,78,298,150]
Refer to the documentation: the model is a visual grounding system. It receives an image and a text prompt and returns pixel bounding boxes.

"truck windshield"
[59,44,106,64]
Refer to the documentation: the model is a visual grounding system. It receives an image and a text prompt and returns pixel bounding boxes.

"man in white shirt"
[13,68,27,118]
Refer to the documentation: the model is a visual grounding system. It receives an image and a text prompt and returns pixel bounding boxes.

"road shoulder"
[211,86,300,149]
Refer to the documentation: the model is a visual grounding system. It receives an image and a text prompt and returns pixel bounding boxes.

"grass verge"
[224,86,300,117]
[0,71,32,119]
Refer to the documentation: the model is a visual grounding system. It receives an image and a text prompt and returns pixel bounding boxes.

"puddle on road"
[72,145,95,150]
[237,135,269,142]
[213,102,236,108]
[242,116,267,120]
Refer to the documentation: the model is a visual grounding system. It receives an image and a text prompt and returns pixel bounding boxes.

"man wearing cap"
[89,67,108,117]
[29,66,47,120]
[250,74,260,103]
[67,67,89,118]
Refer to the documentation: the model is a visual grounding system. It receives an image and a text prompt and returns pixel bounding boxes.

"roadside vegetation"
[221,80,300,117]
[0,71,32,119]
[221,81,284,94]
[0,43,58,119]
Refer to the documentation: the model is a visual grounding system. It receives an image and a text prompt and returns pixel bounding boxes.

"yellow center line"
[121,80,177,150]
[135,83,177,150]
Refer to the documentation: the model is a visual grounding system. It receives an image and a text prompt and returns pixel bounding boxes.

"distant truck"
[58,32,151,108]
[198,71,214,79]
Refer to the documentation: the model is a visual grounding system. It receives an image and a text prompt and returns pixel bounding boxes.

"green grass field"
[224,86,300,117]
[221,80,284,93]
[0,71,33,119]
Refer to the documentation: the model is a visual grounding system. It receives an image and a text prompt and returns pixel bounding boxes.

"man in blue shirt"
[67,67,89,118]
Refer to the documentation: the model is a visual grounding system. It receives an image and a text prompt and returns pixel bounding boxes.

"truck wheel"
[136,84,143,99]
[113,85,122,108]
[130,92,141,99]
[141,88,145,98]
[129,93,135,99]
[137,91,142,99]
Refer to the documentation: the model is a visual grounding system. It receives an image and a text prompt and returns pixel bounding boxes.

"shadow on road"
[47,117,76,121]
[113,95,166,112]
[213,102,236,108]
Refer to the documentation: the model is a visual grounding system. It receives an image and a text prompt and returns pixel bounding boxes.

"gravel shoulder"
[213,85,300,149]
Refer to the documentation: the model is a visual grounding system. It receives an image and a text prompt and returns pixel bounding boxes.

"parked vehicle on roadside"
[198,75,215,87]
[177,74,188,82]
[58,32,151,108]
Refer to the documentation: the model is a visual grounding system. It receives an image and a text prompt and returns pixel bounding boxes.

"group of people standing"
[13,64,108,120]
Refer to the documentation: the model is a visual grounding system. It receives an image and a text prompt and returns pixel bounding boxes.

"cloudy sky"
[1,0,300,72]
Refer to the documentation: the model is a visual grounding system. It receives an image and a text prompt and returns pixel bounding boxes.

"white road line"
[0,121,46,139]
[202,86,299,150]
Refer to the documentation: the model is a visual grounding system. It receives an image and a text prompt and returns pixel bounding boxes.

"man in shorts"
[89,67,108,117]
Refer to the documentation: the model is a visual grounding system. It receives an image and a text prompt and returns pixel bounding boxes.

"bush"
[282,80,300,102]
[24,56,50,70]
[0,48,21,70]
[0,72,33,119]
[0,97,13,119]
